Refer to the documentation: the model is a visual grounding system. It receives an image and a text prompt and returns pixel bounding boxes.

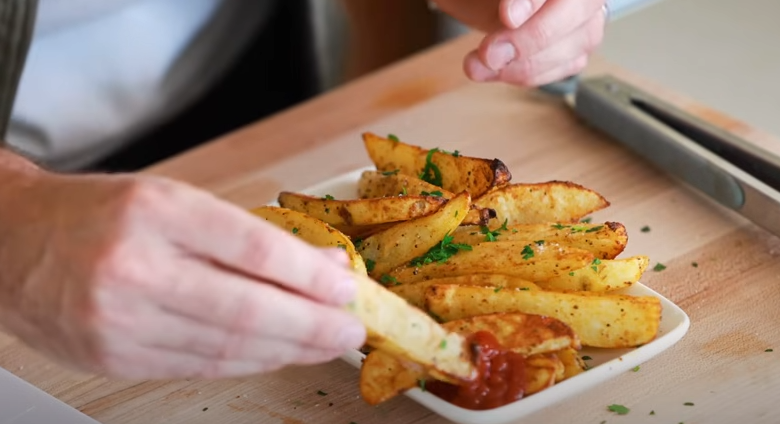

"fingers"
[149,257,366,353]
[466,12,603,85]
[465,6,605,85]
[149,179,358,307]
[498,0,544,29]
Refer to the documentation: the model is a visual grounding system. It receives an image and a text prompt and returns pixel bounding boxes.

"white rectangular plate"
[280,167,691,424]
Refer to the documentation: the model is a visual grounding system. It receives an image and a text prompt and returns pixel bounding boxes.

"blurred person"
[0,0,608,380]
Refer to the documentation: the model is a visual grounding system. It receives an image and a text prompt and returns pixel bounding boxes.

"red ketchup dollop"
[427,331,526,410]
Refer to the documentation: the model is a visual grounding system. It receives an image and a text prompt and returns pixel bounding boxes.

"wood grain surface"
[2,32,779,424]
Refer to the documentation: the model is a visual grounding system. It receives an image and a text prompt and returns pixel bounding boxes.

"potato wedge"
[357,170,456,199]
[362,132,511,198]
[249,206,367,275]
[388,275,540,309]
[278,191,445,225]
[387,242,595,284]
[349,273,475,381]
[424,285,662,348]
[359,312,578,405]
[556,347,586,380]
[358,192,470,277]
[523,354,560,395]
[536,255,650,292]
[452,221,628,260]
[360,349,424,405]
[474,182,610,225]
[356,170,495,227]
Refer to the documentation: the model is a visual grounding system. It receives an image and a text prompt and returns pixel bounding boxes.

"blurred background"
[312,0,780,138]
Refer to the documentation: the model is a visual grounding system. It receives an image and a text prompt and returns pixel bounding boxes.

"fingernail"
[508,0,533,28]
[465,58,499,82]
[486,42,516,71]
[337,322,366,349]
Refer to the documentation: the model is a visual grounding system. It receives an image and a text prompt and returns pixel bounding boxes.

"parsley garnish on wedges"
[420,190,444,197]
[480,219,508,242]
[387,134,400,142]
[607,404,630,415]
[365,259,376,273]
[381,169,400,176]
[322,194,335,200]
[521,245,534,260]
[410,233,471,266]
[380,274,399,286]
[419,148,443,186]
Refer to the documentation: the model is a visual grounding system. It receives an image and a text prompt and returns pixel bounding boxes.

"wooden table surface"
[3,32,780,424]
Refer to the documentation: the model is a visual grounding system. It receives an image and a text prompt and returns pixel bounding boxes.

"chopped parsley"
[353,238,363,249]
[653,263,667,272]
[591,258,602,272]
[418,379,426,392]
[521,245,534,260]
[631,366,640,372]
[451,150,460,157]
[381,169,400,176]
[337,243,347,250]
[551,223,568,230]
[534,240,545,246]
[439,340,447,349]
[365,259,376,273]
[586,225,604,233]
[649,410,655,415]
[317,390,328,396]
[519,287,530,291]
[401,186,408,196]
[569,271,575,276]
[766,348,773,352]
[292,227,299,234]
[387,134,399,142]
[322,194,335,200]
[494,286,504,293]
[419,148,443,186]
[692,261,698,268]
[581,356,592,360]
[580,217,593,223]
[683,402,694,406]
[380,274,399,286]
[480,219,509,242]
[641,225,651,233]
[410,233,472,266]
[420,190,444,197]
[607,404,630,415]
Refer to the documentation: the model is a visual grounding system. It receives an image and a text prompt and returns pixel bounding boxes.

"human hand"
[433,0,608,86]
[0,172,366,379]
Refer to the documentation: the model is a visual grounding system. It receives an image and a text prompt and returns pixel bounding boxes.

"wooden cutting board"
[2,53,780,423]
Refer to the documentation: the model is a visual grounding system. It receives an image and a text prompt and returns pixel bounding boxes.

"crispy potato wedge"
[349,273,475,381]
[536,255,650,292]
[355,170,495,226]
[387,242,595,284]
[452,221,628,260]
[556,347,586,380]
[277,191,446,227]
[473,182,610,225]
[424,285,662,348]
[359,349,424,405]
[358,192,471,277]
[362,132,511,198]
[249,206,367,275]
[388,275,540,309]
[524,354,560,394]
[359,312,578,404]
[528,353,565,383]
[357,170,456,199]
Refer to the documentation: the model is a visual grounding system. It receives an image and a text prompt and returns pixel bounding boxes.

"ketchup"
[427,331,526,410]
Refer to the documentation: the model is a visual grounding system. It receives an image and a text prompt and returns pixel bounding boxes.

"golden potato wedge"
[523,355,559,395]
[356,170,495,227]
[348,273,475,381]
[249,206,367,275]
[536,255,650,292]
[362,132,511,198]
[452,221,628,260]
[388,275,540,309]
[556,347,586,380]
[528,353,565,383]
[387,241,595,284]
[277,191,445,226]
[358,192,470,277]
[473,182,610,225]
[359,312,578,405]
[360,349,424,405]
[357,170,455,199]
[424,284,662,348]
